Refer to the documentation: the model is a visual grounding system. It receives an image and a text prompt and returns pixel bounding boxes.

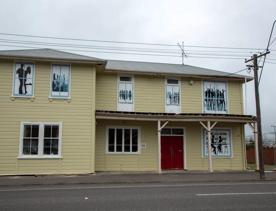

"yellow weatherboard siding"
[96,72,117,111]
[95,120,245,171]
[0,60,96,175]
[95,72,244,114]
[135,75,165,112]
[181,78,202,113]
[228,81,243,114]
[95,120,158,171]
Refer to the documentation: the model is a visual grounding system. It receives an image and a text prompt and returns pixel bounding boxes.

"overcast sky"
[0,0,275,136]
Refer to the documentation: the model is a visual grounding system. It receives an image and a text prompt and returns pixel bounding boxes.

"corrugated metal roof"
[96,110,256,123]
[106,60,252,81]
[0,48,105,63]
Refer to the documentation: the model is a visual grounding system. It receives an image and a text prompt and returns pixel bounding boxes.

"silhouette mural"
[166,85,180,105]
[14,63,34,96]
[51,65,70,97]
[203,129,231,157]
[119,80,132,104]
[204,82,227,113]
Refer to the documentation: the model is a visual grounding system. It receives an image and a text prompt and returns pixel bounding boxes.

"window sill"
[106,152,140,155]
[203,156,232,159]
[49,96,71,100]
[17,156,63,160]
[11,96,35,100]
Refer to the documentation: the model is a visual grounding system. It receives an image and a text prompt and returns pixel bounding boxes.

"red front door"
[161,136,184,170]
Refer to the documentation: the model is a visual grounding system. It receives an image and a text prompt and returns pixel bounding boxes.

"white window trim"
[12,62,36,98]
[18,122,63,159]
[202,80,228,114]
[49,64,71,99]
[165,78,181,113]
[201,128,233,159]
[105,126,141,154]
[117,74,134,111]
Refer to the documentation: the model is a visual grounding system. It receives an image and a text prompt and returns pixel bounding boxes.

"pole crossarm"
[245,51,270,63]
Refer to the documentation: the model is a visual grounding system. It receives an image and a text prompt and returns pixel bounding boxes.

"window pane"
[167,79,178,84]
[124,129,130,152]
[24,125,31,138]
[125,83,133,103]
[116,129,123,145]
[51,65,70,97]
[108,145,115,152]
[203,130,231,157]
[108,129,115,145]
[31,125,39,137]
[116,129,123,152]
[116,145,122,152]
[44,125,51,137]
[51,139,59,155]
[124,129,130,145]
[43,139,51,155]
[30,139,38,155]
[204,82,227,112]
[172,128,183,135]
[14,63,34,96]
[132,129,138,152]
[52,66,60,92]
[119,83,126,103]
[161,128,171,135]
[166,86,173,105]
[120,76,131,81]
[51,126,59,138]
[60,67,69,93]
[118,79,133,104]
[108,128,115,152]
[23,139,31,155]
[124,145,130,152]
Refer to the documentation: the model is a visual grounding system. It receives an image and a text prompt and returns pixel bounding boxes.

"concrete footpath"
[1,171,276,187]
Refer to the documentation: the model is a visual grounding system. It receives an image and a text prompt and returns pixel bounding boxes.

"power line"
[225,67,249,77]
[2,38,273,58]
[0,32,275,51]
[259,20,276,83]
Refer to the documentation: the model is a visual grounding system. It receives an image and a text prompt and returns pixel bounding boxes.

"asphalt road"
[1,182,276,211]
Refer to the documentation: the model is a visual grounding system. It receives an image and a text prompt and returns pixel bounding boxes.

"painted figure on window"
[204,82,226,112]
[51,65,70,97]
[204,130,230,157]
[166,86,179,105]
[15,63,33,95]
[119,85,132,103]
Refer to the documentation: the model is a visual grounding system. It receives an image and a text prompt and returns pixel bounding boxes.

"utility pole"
[245,51,270,180]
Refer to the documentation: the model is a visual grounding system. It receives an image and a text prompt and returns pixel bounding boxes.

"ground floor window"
[107,128,139,153]
[203,129,231,157]
[19,122,62,158]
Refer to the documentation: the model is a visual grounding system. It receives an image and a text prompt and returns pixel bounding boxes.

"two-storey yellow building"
[0,48,255,175]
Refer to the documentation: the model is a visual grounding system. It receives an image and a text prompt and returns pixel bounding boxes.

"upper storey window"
[117,76,133,111]
[51,65,71,98]
[203,81,227,113]
[165,79,180,113]
[13,63,35,97]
